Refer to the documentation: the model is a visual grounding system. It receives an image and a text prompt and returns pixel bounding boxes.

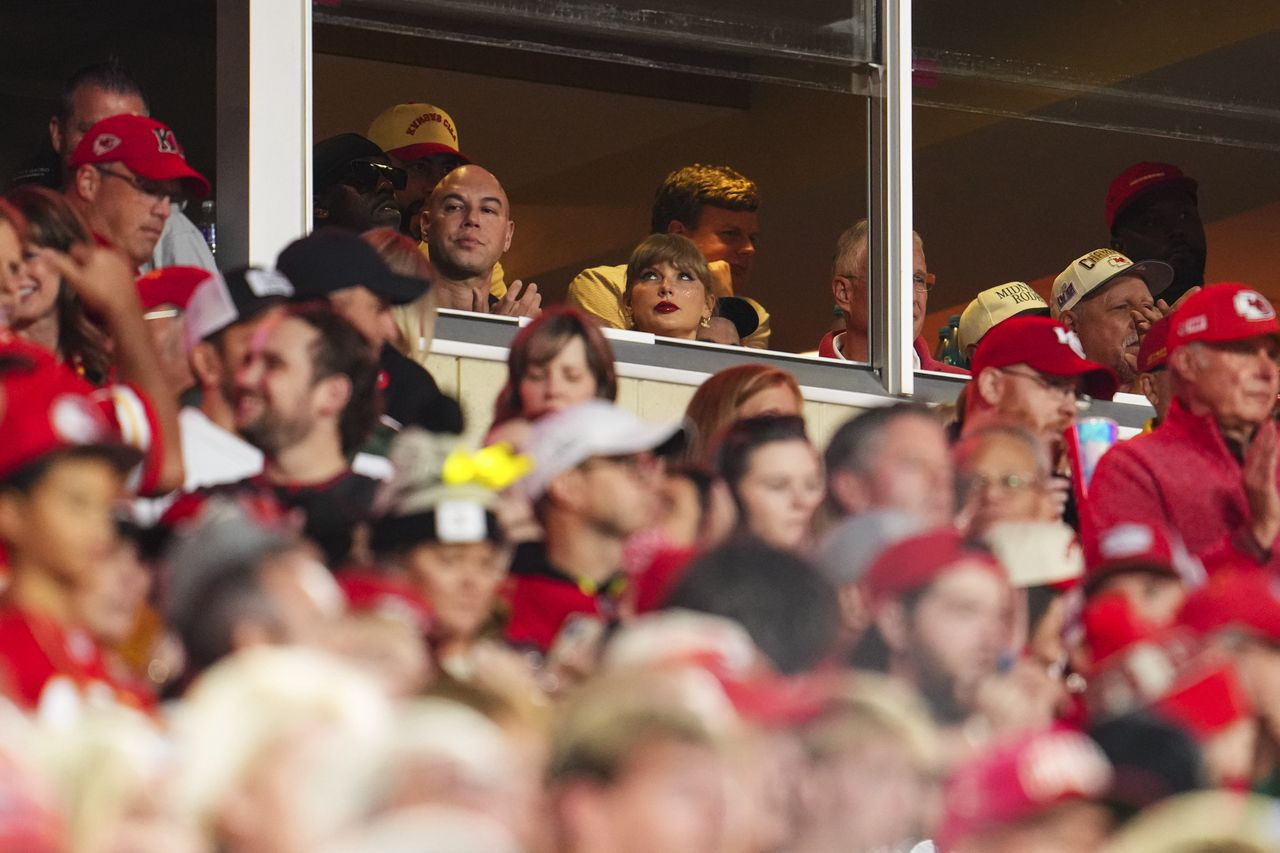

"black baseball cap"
[314,133,393,191]
[276,229,427,306]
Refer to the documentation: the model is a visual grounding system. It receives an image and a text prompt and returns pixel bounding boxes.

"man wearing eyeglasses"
[818,218,967,374]
[963,315,1118,468]
[64,114,209,271]
[1090,283,1280,575]
[1050,248,1174,394]
[366,102,470,241]
[313,134,407,233]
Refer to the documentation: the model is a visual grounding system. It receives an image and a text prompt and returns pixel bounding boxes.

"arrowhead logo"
[92,134,121,157]
[1233,289,1275,321]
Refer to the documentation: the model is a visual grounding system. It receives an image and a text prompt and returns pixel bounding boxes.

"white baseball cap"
[520,400,684,498]
[957,282,1050,352]
[1051,248,1173,315]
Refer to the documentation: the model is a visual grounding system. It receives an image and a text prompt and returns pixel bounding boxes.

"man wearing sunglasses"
[64,113,210,271]
[313,133,407,233]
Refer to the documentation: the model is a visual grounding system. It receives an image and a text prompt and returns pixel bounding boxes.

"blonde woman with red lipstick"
[623,234,716,341]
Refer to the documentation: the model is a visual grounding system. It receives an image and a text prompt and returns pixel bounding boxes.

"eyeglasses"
[837,272,936,293]
[999,367,1093,412]
[336,160,408,193]
[961,472,1044,496]
[94,166,186,209]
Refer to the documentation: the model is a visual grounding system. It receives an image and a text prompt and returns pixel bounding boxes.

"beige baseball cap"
[1051,248,1172,315]
[957,281,1049,351]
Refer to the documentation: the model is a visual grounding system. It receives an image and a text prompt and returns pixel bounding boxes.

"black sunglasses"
[337,160,407,193]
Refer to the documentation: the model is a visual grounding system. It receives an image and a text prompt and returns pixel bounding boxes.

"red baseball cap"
[1136,315,1172,373]
[1082,522,1201,598]
[861,528,1006,611]
[0,339,141,481]
[937,728,1112,850]
[335,570,434,636]
[69,114,210,199]
[1105,161,1198,229]
[135,265,214,312]
[1179,569,1280,644]
[1168,282,1280,353]
[970,315,1118,400]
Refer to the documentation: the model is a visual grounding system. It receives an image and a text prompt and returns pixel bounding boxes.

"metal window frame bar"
[868,0,915,396]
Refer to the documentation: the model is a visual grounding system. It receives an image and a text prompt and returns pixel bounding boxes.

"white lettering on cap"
[92,134,120,157]
[246,269,294,298]
[1053,326,1086,359]
[1178,315,1208,337]
[1234,289,1275,322]
[152,127,179,154]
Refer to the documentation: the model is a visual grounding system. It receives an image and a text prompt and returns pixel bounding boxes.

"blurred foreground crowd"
[0,60,1276,853]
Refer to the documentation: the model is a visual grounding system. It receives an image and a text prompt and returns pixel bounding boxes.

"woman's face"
[0,222,23,327]
[735,438,824,550]
[13,243,60,326]
[519,335,599,420]
[404,540,508,642]
[627,261,713,340]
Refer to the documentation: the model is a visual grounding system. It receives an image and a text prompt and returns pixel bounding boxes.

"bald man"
[421,165,540,316]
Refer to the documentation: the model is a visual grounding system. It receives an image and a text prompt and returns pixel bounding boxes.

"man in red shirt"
[0,340,148,716]
[505,400,680,655]
[1089,283,1280,574]
[63,113,209,271]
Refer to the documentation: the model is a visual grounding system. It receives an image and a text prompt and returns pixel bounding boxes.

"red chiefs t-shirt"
[0,606,152,718]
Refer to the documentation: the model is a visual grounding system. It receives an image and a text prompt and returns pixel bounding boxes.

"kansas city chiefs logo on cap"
[1099,523,1153,559]
[50,395,106,445]
[152,127,180,154]
[1053,326,1086,359]
[92,134,121,157]
[1233,289,1275,322]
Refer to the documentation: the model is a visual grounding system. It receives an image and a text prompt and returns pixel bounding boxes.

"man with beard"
[1107,162,1207,305]
[1049,248,1173,393]
[312,134,406,232]
[365,102,469,241]
[1090,283,1280,574]
[180,266,292,489]
[962,315,1117,464]
[421,164,541,316]
[164,303,380,567]
[853,529,1012,724]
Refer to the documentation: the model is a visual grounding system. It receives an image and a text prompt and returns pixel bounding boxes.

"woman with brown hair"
[623,233,716,341]
[5,185,109,379]
[683,362,804,465]
[490,306,617,430]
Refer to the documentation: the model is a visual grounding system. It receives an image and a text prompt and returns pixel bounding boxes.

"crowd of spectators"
[0,57,1275,852]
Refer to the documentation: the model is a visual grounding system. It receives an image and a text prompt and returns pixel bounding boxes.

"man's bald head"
[422,165,514,282]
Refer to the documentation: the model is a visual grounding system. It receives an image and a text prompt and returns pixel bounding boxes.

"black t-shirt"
[379,344,464,434]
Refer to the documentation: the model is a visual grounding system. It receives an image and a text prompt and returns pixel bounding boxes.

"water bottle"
[197,199,217,256]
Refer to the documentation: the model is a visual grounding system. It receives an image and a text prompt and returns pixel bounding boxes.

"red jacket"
[816,332,969,375]
[0,607,152,717]
[1087,399,1277,572]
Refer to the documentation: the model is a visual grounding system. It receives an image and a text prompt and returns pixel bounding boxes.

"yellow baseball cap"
[957,281,1049,351]
[367,103,469,163]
